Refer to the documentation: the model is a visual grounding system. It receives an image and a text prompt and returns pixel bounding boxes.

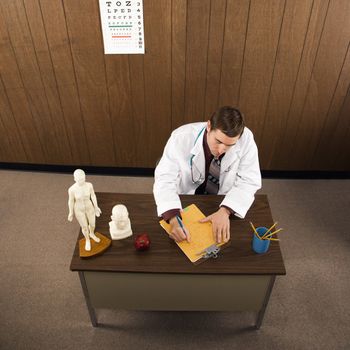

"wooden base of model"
[79,232,111,258]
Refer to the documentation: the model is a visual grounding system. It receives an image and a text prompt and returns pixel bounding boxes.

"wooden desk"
[70,193,286,328]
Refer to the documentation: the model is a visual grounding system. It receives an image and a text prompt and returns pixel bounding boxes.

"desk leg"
[78,271,98,327]
[255,275,276,329]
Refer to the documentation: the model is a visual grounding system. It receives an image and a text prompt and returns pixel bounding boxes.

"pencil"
[250,221,261,240]
[261,222,278,239]
[266,237,279,241]
[264,228,283,239]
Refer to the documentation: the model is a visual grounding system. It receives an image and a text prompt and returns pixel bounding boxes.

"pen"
[176,215,187,238]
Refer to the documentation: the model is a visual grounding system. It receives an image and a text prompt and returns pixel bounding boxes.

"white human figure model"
[68,169,102,251]
[109,204,133,240]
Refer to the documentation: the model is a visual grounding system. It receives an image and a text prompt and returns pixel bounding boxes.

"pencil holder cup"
[252,227,270,254]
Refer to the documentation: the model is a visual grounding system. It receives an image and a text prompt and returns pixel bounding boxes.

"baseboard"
[261,170,350,179]
[0,162,349,179]
[0,162,154,177]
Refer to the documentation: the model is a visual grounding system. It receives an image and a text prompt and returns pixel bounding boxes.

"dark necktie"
[204,157,221,194]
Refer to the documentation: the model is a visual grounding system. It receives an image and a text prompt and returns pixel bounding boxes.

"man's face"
[206,121,240,158]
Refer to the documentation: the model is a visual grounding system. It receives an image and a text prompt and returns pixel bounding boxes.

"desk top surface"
[70,193,286,275]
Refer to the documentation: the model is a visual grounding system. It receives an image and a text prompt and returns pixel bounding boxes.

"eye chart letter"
[99,0,145,54]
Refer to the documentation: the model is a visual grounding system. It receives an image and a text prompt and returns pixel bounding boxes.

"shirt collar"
[202,129,211,159]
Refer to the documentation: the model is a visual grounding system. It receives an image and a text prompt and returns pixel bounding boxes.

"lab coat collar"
[190,125,206,157]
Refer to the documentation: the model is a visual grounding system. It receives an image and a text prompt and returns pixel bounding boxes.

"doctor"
[153,106,261,244]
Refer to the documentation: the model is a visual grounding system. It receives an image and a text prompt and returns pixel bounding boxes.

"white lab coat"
[153,122,261,218]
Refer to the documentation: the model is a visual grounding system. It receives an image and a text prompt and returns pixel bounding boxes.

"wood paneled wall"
[0,0,349,170]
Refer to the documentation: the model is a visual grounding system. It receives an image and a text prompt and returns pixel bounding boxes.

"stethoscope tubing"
[189,127,206,184]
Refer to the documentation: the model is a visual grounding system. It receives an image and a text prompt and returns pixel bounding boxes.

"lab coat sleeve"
[153,133,182,216]
[220,136,262,218]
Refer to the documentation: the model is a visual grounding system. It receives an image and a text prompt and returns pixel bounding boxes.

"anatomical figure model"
[68,169,102,251]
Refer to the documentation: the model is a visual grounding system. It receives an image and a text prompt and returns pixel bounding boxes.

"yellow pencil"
[264,228,283,239]
[266,237,279,241]
[261,222,278,239]
[249,221,261,240]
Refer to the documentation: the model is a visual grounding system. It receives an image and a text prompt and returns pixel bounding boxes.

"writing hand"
[169,216,191,243]
[199,207,230,243]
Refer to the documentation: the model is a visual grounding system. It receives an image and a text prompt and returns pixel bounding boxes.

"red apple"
[134,233,151,251]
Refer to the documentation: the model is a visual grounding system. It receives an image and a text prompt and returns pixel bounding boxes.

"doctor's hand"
[199,207,230,243]
[169,216,191,243]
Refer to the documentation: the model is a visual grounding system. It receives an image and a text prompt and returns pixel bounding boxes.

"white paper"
[99,0,145,54]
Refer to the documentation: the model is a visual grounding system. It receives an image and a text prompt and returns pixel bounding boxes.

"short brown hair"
[210,106,245,137]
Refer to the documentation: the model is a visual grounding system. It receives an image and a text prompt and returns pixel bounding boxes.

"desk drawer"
[83,272,271,311]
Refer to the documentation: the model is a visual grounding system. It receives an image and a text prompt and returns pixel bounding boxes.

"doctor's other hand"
[199,207,230,243]
[169,216,191,243]
[68,213,74,222]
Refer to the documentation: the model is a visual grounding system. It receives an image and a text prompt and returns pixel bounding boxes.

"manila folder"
[159,204,227,264]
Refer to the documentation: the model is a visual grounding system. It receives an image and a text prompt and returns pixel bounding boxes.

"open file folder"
[159,204,230,264]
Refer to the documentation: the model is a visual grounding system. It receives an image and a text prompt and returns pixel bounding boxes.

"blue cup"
[252,227,270,254]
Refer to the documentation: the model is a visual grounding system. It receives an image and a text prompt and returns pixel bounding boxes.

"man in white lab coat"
[153,106,261,244]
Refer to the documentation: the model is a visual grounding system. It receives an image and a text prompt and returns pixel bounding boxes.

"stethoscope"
[189,127,206,184]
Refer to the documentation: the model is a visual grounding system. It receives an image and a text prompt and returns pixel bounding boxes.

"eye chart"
[99,0,145,54]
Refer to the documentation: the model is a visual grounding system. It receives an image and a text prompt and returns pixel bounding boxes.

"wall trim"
[0,163,154,177]
[0,162,349,179]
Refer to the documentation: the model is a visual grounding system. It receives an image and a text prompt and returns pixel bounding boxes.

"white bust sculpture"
[109,204,132,240]
[68,169,102,251]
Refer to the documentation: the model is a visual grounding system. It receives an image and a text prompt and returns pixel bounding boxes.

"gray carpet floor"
[0,170,349,350]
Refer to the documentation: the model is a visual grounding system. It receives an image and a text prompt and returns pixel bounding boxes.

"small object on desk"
[134,233,151,251]
[79,232,111,258]
[198,244,221,259]
[250,221,282,241]
[109,204,133,240]
[252,227,271,254]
